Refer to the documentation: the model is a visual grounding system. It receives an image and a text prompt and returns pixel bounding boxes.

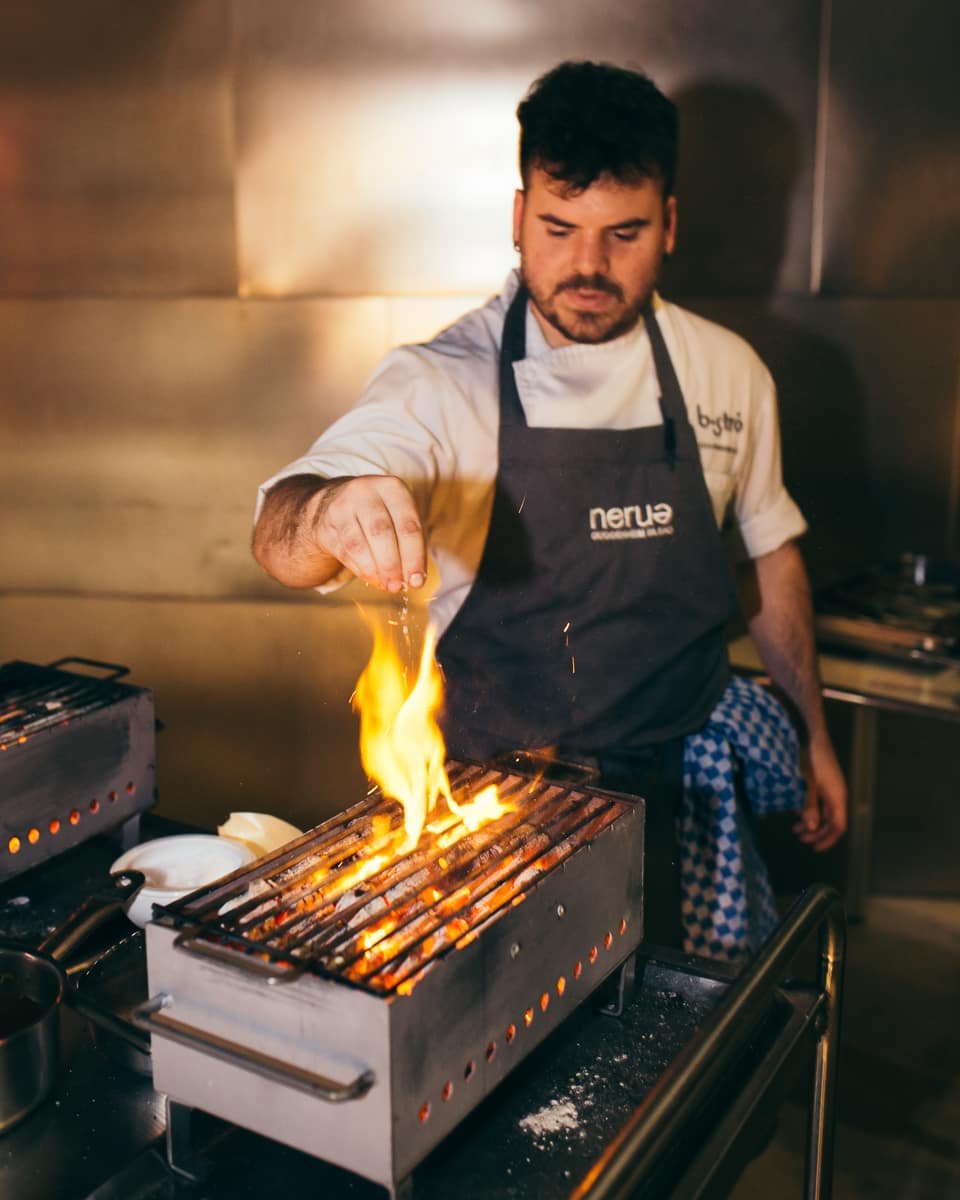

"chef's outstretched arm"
[736,540,848,851]
[252,473,426,594]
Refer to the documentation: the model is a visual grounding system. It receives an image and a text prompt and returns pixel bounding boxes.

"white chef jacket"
[258,271,806,636]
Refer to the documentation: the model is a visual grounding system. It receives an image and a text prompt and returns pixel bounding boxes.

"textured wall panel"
[822,0,960,296]
[686,298,960,586]
[0,594,405,831]
[233,0,819,296]
[0,298,390,596]
[0,2,236,295]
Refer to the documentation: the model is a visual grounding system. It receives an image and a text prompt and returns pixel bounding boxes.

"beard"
[521,269,658,345]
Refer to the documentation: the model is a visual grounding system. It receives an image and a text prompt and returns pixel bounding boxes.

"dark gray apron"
[437,284,738,761]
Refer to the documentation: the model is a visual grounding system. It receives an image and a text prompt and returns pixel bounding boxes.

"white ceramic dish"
[111,834,256,927]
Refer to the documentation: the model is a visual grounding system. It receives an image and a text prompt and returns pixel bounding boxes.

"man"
[253,61,846,947]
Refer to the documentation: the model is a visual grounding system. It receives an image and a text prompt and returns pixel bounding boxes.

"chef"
[252,61,847,949]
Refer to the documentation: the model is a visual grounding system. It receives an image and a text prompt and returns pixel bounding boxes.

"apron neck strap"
[498,283,530,429]
[642,306,683,467]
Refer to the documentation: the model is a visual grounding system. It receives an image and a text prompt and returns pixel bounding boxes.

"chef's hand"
[793,733,847,852]
[309,475,426,594]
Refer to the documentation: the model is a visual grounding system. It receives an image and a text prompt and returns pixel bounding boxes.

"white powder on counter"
[519,1098,580,1138]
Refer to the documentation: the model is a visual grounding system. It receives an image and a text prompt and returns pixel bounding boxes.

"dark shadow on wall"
[664,82,880,589]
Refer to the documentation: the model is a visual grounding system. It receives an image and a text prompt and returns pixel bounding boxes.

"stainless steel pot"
[0,869,144,1132]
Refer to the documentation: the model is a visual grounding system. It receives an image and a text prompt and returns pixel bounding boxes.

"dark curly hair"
[517,61,678,196]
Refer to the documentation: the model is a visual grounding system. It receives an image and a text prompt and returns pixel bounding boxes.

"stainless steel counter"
[0,826,840,1200]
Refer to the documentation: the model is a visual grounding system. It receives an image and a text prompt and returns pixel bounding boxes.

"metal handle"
[171,930,306,984]
[38,870,146,964]
[132,994,375,1103]
[46,656,130,682]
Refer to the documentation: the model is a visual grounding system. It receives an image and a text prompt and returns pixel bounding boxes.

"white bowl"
[111,835,256,927]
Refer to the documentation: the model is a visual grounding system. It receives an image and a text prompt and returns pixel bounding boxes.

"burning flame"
[353,614,511,855]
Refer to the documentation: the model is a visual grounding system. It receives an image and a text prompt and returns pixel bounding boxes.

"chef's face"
[513,166,677,347]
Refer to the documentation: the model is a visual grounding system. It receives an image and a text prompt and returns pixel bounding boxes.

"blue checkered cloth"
[681,674,805,963]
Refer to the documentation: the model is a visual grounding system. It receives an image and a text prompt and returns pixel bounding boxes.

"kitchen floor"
[732,896,960,1200]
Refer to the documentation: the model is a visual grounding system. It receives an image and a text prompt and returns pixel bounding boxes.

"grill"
[0,658,156,880]
[815,553,960,665]
[137,760,644,1196]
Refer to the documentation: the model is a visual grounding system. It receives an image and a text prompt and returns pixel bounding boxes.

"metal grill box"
[0,658,156,880]
[140,765,644,1196]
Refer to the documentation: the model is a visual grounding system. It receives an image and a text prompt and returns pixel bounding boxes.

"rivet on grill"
[589,945,598,964]
[49,819,60,835]
[108,791,118,803]
[619,917,628,935]
[28,828,40,845]
[556,903,566,918]
[125,782,136,795]
[523,1007,534,1027]
[69,809,80,826]
[604,931,614,950]
[464,1060,475,1081]
[89,799,100,814]
[485,1041,496,1062]
[574,961,583,979]
[505,1024,516,1044]
[441,1082,453,1102]
[557,976,566,996]
[509,942,521,959]
[8,836,20,854]
[539,992,549,1012]
[419,1103,430,1123]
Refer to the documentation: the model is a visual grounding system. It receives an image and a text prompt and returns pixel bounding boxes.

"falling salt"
[518,1098,580,1137]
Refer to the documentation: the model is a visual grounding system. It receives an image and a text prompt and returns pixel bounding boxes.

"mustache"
[555,274,623,301]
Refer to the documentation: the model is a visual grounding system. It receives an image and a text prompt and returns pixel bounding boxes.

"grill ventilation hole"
[419,1103,430,1123]
[438,923,633,1123]
[8,795,114,853]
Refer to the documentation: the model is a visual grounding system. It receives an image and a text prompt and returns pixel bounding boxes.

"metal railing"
[572,883,846,1200]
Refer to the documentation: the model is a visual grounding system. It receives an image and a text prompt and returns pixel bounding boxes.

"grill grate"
[157,761,631,996]
[0,661,133,749]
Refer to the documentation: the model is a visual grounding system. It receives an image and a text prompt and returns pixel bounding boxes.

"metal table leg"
[846,705,878,921]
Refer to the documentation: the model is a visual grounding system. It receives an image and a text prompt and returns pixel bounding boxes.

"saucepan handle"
[132,994,375,1103]
[38,870,146,964]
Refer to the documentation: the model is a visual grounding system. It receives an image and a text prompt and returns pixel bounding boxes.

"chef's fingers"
[791,747,821,841]
[373,477,426,590]
[806,747,848,852]
[311,477,399,590]
[313,476,423,592]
